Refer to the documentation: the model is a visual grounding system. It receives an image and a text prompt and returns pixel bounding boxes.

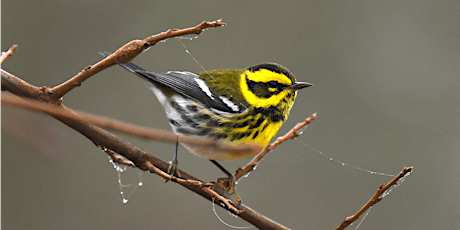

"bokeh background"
[2,1,459,229]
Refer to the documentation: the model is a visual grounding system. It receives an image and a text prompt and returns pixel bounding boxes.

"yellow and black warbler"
[100,52,311,162]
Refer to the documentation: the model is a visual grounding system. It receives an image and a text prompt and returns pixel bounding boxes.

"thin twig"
[0,44,19,63]
[234,113,317,181]
[48,19,226,101]
[1,70,45,99]
[202,187,241,215]
[104,148,136,167]
[335,166,413,230]
[143,19,226,46]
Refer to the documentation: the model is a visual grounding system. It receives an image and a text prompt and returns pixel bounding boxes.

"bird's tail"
[99,51,153,81]
[99,51,147,74]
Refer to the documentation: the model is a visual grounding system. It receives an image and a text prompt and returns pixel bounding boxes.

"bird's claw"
[165,159,180,182]
[215,176,241,204]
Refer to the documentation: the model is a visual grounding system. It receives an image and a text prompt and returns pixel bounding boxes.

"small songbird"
[100,52,312,176]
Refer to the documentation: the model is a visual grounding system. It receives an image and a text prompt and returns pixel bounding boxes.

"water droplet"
[228,211,238,218]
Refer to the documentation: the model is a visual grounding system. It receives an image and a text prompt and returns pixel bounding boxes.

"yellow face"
[239,68,297,109]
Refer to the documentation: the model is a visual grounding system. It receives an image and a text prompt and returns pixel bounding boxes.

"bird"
[100,52,312,178]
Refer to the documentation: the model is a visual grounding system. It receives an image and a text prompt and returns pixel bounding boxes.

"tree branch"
[0,44,18,63]
[335,166,413,230]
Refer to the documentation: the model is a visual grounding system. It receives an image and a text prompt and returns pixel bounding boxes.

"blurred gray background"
[2,1,459,229]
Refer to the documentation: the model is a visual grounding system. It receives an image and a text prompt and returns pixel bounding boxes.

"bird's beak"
[286,82,313,90]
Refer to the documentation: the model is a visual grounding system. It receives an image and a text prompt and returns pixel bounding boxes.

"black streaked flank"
[170,101,186,114]
[186,105,199,112]
[233,120,249,128]
[168,119,181,126]
[181,115,199,127]
[208,119,227,127]
[250,117,265,129]
[196,128,211,136]
[243,131,252,138]
[194,113,211,122]
[261,122,269,133]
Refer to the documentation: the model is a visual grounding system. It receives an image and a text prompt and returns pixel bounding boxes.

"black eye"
[267,81,279,88]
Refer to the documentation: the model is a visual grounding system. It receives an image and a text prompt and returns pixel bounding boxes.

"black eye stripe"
[266,81,288,89]
[248,80,288,90]
[246,80,289,98]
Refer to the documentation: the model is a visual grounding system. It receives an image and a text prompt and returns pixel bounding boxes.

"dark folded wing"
[99,52,242,113]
